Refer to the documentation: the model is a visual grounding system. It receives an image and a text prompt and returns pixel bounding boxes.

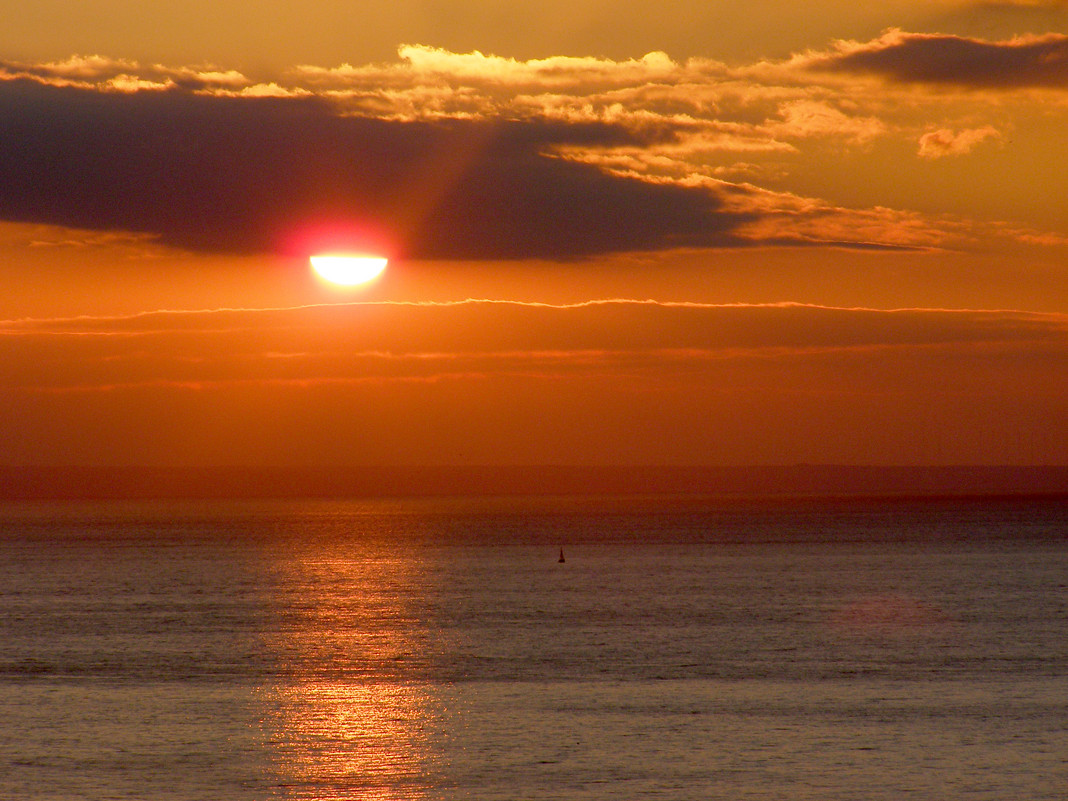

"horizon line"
[2,464,1065,501]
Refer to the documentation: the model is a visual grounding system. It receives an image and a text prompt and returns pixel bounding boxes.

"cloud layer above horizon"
[2,299,1065,464]
[3,30,1067,260]
[4,298,1066,390]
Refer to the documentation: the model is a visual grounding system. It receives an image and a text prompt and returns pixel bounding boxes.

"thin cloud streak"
[4,297,1065,331]
[3,299,1064,396]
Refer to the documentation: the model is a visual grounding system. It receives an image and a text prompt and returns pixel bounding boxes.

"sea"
[0,494,1065,800]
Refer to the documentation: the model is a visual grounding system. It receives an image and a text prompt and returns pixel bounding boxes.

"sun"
[310,255,388,286]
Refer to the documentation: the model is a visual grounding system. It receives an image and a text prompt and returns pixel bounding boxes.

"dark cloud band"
[810,30,1068,87]
[0,79,752,259]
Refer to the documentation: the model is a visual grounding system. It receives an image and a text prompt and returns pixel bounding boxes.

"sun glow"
[310,255,388,286]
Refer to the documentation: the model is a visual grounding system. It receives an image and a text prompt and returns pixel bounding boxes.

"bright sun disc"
[310,255,388,286]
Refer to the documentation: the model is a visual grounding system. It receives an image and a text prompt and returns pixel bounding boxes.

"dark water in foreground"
[0,495,1065,799]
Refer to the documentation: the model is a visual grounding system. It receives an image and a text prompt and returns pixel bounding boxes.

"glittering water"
[0,496,1065,799]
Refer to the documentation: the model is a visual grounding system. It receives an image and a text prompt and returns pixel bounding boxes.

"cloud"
[0,54,253,91]
[800,28,1068,88]
[2,54,139,81]
[4,300,1064,465]
[766,100,886,144]
[296,45,687,93]
[5,297,1065,355]
[0,68,925,260]
[2,42,1064,260]
[0,78,764,259]
[917,125,1001,158]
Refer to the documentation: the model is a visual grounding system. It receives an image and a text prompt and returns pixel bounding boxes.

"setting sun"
[310,255,388,286]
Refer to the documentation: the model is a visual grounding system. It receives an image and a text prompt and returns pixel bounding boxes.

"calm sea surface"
[0,495,1065,800]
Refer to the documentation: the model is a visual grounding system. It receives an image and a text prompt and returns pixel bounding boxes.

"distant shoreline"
[1,465,1066,501]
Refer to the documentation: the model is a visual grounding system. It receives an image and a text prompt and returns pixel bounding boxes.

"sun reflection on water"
[266,680,435,800]
[257,542,447,799]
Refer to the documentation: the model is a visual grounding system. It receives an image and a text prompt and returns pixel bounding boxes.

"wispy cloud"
[918,125,1001,158]
[0,54,254,91]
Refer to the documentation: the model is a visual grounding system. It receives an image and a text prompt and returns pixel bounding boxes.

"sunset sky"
[1,1,1066,467]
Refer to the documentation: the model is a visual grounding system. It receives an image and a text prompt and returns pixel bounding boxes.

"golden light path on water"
[257,539,444,799]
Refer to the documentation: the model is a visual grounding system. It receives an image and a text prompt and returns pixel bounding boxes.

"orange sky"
[1,2,1066,466]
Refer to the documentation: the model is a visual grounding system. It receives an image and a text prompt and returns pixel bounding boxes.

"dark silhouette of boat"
[558,547,566,563]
